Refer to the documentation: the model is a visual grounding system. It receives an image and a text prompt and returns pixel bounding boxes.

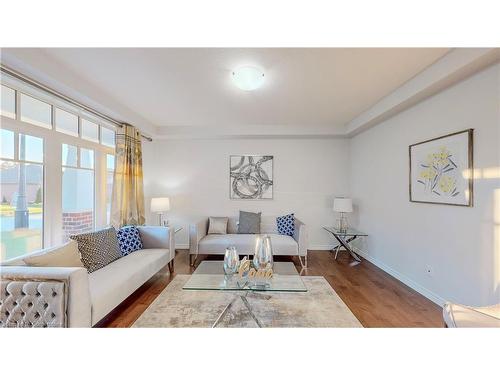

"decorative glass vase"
[253,235,273,271]
[253,235,273,288]
[223,246,239,277]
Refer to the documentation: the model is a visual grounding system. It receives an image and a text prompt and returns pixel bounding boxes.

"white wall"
[350,64,500,306]
[143,138,350,249]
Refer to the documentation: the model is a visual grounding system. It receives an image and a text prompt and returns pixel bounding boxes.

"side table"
[322,227,367,265]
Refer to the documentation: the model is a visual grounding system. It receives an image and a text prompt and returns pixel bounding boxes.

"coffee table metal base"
[212,291,270,328]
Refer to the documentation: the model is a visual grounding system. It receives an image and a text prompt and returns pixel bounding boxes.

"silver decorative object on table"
[253,235,273,287]
[223,246,239,276]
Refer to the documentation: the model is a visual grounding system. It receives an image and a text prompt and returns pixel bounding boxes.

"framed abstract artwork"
[230,155,273,199]
[409,129,473,206]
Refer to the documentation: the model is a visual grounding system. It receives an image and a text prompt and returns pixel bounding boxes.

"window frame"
[1,84,17,119]
[100,125,116,148]
[0,84,115,253]
[105,153,115,225]
[19,91,53,129]
[54,106,80,137]
[80,117,100,143]
[61,142,97,240]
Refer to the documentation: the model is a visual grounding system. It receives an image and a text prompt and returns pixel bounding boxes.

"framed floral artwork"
[409,129,473,206]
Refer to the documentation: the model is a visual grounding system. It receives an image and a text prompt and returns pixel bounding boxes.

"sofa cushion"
[117,226,143,256]
[223,216,277,234]
[71,227,121,273]
[23,240,84,268]
[208,217,228,234]
[137,226,170,249]
[238,211,261,234]
[198,233,298,255]
[276,213,295,236]
[88,249,170,325]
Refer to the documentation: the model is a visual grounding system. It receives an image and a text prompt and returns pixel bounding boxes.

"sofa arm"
[293,218,308,256]
[443,302,500,328]
[1,266,91,328]
[190,218,208,254]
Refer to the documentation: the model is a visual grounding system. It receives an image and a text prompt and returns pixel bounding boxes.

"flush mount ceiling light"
[231,66,265,91]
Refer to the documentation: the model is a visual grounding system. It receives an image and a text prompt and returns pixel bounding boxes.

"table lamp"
[151,197,170,226]
[333,197,352,232]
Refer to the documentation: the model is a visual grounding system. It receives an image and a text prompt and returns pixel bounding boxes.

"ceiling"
[42,48,448,128]
[1,48,453,136]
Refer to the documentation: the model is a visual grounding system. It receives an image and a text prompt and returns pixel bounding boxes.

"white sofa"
[0,226,174,327]
[443,302,500,327]
[189,216,308,269]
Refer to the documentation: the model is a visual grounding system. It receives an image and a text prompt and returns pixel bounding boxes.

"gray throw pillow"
[238,211,261,234]
[70,227,121,273]
[208,217,228,234]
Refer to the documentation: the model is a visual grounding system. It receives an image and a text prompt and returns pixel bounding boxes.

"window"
[0,132,44,262]
[62,143,78,167]
[20,93,52,129]
[62,143,95,241]
[80,148,94,169]
[1,85,16,119]
[101,126,115,147]
[2,83,118,144]
[20,134,44,163]
[106,154,115,224]
[55,108,79,137]
[1,76,117,259]
[0,129,15,159]
[81,118,99,142]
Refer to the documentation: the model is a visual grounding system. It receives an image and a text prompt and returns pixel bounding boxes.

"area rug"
[132,275,362,328]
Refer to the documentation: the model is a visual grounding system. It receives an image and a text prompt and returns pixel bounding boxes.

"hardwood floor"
[96,250,443,328]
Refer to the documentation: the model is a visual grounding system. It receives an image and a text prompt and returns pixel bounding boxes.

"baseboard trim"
[356,249,446,307]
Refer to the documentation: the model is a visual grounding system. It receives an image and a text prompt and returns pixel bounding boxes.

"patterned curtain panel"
[111,124,146,228]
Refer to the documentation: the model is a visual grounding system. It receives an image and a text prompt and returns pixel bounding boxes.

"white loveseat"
[189,216,308,269]
[0,226,174,327]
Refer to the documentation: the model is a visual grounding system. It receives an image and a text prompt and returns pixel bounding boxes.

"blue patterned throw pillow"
[276,213,295,236]
[117,226,143,256]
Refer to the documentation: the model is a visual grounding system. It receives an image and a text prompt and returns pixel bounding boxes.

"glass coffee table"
[183,261,307,327]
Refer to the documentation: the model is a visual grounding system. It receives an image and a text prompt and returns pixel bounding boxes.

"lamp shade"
[151,197,170,212]
[333,197,353,213]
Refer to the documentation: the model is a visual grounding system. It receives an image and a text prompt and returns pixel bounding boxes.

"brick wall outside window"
[62,211,93,241]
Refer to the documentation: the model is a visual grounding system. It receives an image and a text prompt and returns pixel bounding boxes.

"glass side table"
[322,227,368,265]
